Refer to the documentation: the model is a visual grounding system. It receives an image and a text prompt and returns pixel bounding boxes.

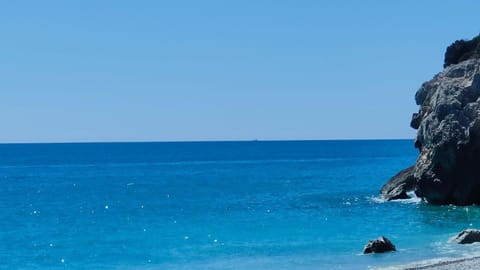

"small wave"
[368,191,422,204]
[397,191,423,204]
[368,195,387,204]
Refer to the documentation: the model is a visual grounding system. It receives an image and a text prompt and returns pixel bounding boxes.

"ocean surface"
[2,140,480,269]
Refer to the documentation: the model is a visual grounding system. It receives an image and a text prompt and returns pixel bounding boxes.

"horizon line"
[0,138,414,145]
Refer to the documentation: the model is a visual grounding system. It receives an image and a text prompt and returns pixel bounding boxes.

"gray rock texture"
[363,236,396,254]
[381,165,416,200]
[383,57,480,205]
[411,58,480,205]
[449,229,480,244]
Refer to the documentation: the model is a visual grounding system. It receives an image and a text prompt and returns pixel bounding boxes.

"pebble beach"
[404,256,480,270]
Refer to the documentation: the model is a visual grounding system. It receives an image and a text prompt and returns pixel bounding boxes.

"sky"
[1,1,480,143]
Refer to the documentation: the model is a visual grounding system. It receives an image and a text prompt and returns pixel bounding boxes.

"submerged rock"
[449,229,480,244]
[363,236,396,254]
[381,166,416,201]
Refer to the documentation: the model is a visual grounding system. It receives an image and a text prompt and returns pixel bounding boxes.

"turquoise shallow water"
[2,140,480,269]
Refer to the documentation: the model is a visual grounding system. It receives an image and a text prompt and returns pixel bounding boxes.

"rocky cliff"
[382,35,480,205]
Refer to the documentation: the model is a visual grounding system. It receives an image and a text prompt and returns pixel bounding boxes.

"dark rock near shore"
[363,236,396,254]
[449,229,480,244]
[381,166,416,200]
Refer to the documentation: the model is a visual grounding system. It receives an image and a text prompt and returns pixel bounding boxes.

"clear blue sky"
[1,1,479,143]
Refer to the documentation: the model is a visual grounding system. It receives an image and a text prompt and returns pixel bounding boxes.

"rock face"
[381,166,416,200]
[449,229,480,244]
[363,236,396,254]
[383,35,480,205]
[411,58,480,205]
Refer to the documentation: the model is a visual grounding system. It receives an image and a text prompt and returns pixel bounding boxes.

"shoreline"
[397,256,480,270]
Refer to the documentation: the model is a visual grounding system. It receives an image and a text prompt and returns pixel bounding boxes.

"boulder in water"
[363,236,396,254]
[380,166,416,201]
[450,229,480,244]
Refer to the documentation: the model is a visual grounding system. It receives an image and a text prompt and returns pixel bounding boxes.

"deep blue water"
[2,140,480,269]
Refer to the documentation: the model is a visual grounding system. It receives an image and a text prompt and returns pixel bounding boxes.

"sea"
[2,140,480,270]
